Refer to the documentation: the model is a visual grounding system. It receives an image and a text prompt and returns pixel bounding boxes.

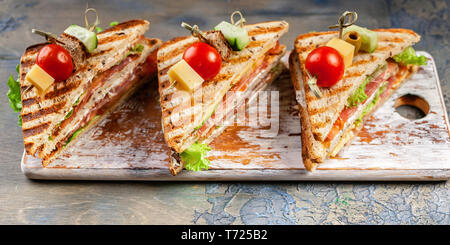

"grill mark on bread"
[22,101,66,123]
[23,122,50,138]
[159,42,193,62]
[158,36,191,51]
[209,73,233,84]
[89,47,114,58]
[44,147,59,165]
[326,83,354,97]
[247,25,285,36]
[226,54,253,64]
[99,19,148,34]
[43,80,82,100]
[352,56,376,66]
[343,71,364,80]
[20,59,37,70]
[297,45,317,53]
[22,97,38,107]
[375,45,393,52]
[24,143,33,154]
[311,120,329,133]
[378,37,405,43]
[308,101,340,116]
[246,40,265,48]
[97,33,129,45]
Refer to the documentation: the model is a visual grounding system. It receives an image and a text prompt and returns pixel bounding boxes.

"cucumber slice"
[214,21,250,51]
[343,25,378,53]
[234,27,250,51]
[64,25,98,53]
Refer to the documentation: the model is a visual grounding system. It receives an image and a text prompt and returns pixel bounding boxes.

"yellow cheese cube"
[168,59,204,92]
[326,38,354,68]
[25,64,54,96]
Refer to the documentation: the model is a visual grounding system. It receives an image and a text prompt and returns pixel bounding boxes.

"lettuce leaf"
[347,76,370,108]
[7,75,21,112]
[95,26,103,33]
[393,47,427,66]
[64,109,73,120]
[64,115,99,147]
[65,127,83,146]
[7,64,22,126]
[346,63,387,108]
[355,83,387,126]
[130,44,144,54]
[180,143,211,171]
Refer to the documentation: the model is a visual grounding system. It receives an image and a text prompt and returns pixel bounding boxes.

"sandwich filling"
[323,46,426,156]
[324,61,399,145]
[47,41,158,160]
[328,63,417,157]
[173,43,286,172]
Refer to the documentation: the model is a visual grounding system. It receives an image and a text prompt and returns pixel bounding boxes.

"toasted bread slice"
[20,20,162,165]
[168,45,287,175]
[290,28,421,170]
[294,29,420,142]
[158,21,289,154]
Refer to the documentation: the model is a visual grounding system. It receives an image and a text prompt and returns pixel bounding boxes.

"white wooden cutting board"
[21,51,450,181]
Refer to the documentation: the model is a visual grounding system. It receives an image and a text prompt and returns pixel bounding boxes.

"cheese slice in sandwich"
[19,20,162,166]
[157,21,289,175]
[289,28,425,171]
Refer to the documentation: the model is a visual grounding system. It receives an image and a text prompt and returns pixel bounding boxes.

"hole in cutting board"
[394,94,430,120]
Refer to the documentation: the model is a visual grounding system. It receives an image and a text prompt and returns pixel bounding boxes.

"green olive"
[343,31,362,54]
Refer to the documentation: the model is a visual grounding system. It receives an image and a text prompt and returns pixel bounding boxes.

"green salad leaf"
[393,46,427,66]
[95,26,103,33]
[65,127,83,146]
[7,64,23,126]
[7,75,21,112]
[130,44,144,54]
[18,114,22,127]
[94,20,118,33]
[347,76,370,108]
[346,63,388,108]
[64,115,99,147]
[180,143,212,171]
[64,109,73,120]
[355,83,387,126]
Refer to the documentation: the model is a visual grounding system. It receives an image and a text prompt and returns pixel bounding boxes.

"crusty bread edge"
[289,50,322,171]
[294,28,420,51]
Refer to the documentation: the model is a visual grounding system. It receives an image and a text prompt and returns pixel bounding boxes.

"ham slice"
[325,62,399,142]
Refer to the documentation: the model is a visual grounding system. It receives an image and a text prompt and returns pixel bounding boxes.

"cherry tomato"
[183,42,221,80]
[305,46,344,87]
[37,44,73,81]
